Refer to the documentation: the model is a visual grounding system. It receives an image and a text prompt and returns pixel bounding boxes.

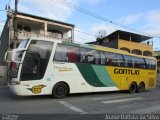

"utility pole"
[13,0,18,48]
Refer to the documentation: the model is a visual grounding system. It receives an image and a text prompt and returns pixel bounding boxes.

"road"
[0,76,160,120]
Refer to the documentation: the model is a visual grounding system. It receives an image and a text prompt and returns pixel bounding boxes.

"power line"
[74,29,97,37]
[75,37,94,42]
[52,0,154,37]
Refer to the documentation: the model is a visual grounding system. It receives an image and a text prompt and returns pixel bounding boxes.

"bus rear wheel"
[52,82,69,99]
[137,82,145,93]
[129,82,137,93]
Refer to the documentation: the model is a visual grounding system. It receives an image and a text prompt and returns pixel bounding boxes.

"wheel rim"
[130,84,136,93]
[139,83,145,91]
[56,86,65,95]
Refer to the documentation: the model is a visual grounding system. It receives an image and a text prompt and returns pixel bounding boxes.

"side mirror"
[4,48,27,63]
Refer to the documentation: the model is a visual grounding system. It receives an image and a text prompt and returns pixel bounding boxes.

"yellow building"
[88,30,153,56]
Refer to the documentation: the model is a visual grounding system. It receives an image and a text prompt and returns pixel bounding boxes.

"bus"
[4,37,157,99]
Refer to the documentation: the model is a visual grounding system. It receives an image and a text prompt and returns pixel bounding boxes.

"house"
[87,30,153,56]
[0,11,75,65]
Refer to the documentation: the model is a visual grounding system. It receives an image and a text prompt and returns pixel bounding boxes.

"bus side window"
[80,48,96,64]
[67,52,78,62]
[106,59,112,65]
[117,54,125,67]
[95,51,100,65]
[85,55,95,63]
[54,44,80,63]
[146,59,156,70]
[100,52,106,65]
[123,55,132,67]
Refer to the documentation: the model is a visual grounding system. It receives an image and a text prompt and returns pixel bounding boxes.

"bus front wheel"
[52,82,69,99]
[137,82,145,93]
[129,82,137,93]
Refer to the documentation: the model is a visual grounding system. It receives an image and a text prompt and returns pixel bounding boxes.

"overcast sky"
[0,0,160,50]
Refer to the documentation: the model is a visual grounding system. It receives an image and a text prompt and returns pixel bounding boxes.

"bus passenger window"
[67,52,78,62]
[106,59,112,65]
[80,48,96,64]
[145,59,156,70]
[117,54,125,67]
[123,55,132,67]
[54,44,80,63]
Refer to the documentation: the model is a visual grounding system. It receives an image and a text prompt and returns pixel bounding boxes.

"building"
[87,30,153,56]
[0,11,74,85]
[153,51,160,73]
[0,11,75,65]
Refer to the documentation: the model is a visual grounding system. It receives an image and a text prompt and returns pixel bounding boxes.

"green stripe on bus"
[76,63,106,87]
[92,65,116,87]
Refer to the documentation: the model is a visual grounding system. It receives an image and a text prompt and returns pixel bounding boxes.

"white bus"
[5,37,157,98]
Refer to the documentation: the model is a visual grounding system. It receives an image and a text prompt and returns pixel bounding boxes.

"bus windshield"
[13,50,24,62]
[18,39,28,48]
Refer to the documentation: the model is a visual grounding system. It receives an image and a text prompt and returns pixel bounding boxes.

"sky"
[0,0,160,50]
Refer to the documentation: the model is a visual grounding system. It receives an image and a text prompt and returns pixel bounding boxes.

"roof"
[17,12,75,28]
[102,30,152,42]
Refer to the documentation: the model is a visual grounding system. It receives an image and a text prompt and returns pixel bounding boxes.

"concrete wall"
[0,66,7,85]
[103,39,118,49]
[0,20,9,65]
[0,20,9,86]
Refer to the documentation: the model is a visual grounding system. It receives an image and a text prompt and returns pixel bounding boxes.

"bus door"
[19,40,53,95]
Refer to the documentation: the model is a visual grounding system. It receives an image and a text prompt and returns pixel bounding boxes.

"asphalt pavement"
[0,75,160,120]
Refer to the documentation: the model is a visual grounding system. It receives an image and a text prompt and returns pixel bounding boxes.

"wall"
[0,20,9,65]
[101,39,118,49]
[119,39,153,54]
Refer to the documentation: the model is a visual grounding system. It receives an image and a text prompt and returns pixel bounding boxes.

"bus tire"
[52,82,69,99]
[129,82,137,93]
[137,82,145,93]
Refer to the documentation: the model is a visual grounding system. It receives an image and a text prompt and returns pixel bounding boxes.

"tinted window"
[117,54,125,67]
[80,48,96,64]
[54,44,79,62]
[145,59,156,70]
[131,57,146,69]
[101,52,124,66]
[123,55,132,67]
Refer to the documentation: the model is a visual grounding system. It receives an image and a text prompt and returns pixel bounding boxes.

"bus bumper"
[8,84,22,96]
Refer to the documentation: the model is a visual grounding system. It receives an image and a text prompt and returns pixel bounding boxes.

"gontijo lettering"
[114,68,140,75]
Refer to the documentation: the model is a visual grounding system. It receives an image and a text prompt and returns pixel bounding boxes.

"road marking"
[92,95,132,101]
[118,103,141,109]
[58,101,87,114]
[102,97,142,104]
[118,101,156,109]
[131,105,160,114]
